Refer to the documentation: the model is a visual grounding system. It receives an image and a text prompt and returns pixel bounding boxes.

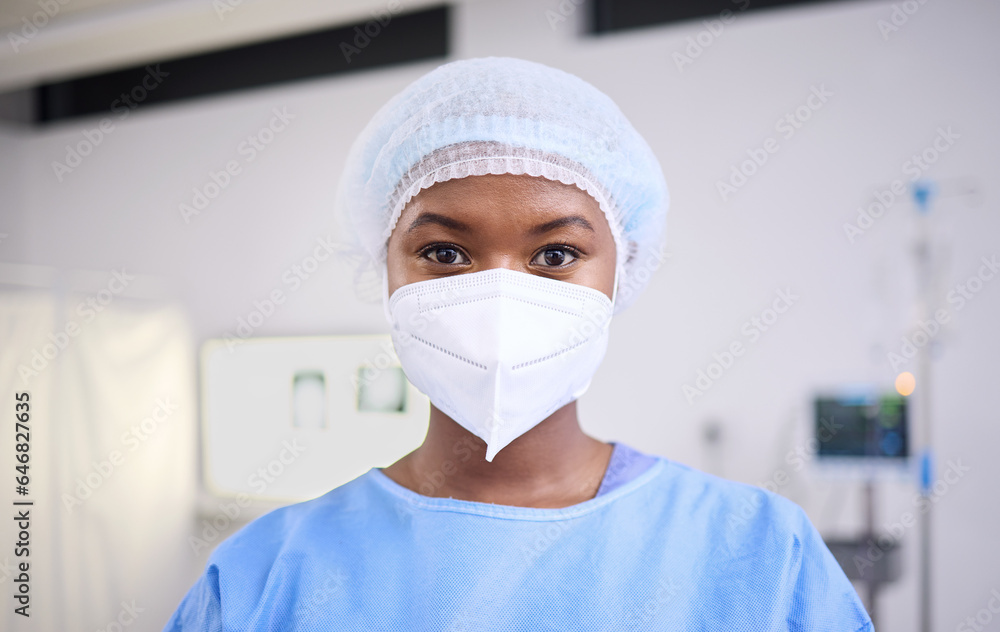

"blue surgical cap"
[333,56,669,313]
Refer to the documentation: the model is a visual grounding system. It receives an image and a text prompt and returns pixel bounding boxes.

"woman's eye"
[533,246,578,267]
[424,246,468,265]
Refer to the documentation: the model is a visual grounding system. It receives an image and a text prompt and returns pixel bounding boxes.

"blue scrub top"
[165,447,873,631]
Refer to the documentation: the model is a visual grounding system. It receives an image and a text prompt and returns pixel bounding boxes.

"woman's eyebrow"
[406,212,471,233]
[529,215,595,235]
[406,212,595,235]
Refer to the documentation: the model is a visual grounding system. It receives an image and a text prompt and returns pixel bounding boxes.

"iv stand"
[911,181,935,632]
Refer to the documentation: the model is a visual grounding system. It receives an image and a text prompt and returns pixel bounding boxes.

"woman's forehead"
[399,174,607,229]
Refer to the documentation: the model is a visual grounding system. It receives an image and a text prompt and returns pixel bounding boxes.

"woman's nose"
[474,253,528,274]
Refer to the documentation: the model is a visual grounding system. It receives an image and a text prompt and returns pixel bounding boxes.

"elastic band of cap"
[381,260,392,325]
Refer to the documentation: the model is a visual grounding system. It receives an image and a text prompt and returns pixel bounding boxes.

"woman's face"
[386,174,617,299]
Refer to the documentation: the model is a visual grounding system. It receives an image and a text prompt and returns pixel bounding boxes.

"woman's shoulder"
[205,469,377,571]
[653,456,800,510]
[646,457,871,628]
[164,473,381,632]
[647,456,819,547]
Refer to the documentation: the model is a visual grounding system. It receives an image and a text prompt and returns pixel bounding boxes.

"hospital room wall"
[457,5,1000,630]
[471,2,999,630]
[0,0,997,630]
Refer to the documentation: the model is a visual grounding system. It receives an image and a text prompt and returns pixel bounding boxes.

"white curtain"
[0,288,198,632]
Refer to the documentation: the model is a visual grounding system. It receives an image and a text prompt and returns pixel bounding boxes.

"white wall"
[1,0,997,629]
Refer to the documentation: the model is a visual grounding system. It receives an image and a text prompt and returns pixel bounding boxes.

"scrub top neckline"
[366,455,667,521]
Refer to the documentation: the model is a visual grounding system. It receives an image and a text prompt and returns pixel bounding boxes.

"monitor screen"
[814,394,909,459]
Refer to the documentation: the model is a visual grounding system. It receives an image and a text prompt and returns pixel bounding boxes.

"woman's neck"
[380,400,614,508]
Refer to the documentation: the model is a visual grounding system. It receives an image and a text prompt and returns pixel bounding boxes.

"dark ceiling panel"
[35,5,449,124]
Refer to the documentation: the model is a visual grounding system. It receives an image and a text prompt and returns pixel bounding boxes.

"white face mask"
[383,265,618,462]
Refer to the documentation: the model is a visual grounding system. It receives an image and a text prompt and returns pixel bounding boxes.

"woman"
[166,57,873,631]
